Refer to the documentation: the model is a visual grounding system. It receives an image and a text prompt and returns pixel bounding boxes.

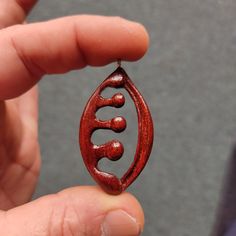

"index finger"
[0,15,149,100]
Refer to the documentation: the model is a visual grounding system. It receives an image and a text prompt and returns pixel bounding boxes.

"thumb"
[1,186,144,236]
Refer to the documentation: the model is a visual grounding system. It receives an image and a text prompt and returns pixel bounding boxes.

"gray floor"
[29,1,236,235]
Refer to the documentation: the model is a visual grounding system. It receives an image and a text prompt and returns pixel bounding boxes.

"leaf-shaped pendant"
[79,66,154,195]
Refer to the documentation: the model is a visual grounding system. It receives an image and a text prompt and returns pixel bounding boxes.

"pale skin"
[0,0,149,235]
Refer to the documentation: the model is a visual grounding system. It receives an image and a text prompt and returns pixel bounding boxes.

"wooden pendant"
[79,66,154,195]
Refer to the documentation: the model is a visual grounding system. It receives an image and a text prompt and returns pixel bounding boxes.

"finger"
[2,186,144,236]
[0,87,40,210]
[0,15,149,100]
[17,85,38,132]
[0,0,37,29]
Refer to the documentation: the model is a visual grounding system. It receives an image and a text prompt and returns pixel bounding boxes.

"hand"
[0,1,149,235]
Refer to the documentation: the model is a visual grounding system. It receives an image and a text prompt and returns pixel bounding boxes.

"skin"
[0,0,149,235]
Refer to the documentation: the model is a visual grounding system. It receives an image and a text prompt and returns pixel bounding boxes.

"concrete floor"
[29,1,236,235]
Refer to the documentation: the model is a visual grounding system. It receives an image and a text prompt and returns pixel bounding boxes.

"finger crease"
[73,22,87,67]
[61,206,66,236]
[0,186,16,207]
[13,158,39,177]
[10,36,45,80]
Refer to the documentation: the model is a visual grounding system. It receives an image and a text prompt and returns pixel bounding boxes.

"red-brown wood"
[79,67,154,195]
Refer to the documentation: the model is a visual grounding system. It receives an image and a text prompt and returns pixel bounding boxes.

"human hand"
[0,0,149,235]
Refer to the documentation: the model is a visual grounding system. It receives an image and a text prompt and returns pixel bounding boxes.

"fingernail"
[101,210,141,236]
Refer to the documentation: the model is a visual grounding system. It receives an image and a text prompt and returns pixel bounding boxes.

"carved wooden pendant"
[79,66,154,195]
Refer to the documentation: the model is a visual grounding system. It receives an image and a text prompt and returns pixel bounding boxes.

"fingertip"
[111,17,150,61]
[135,22,150,59]
[76,15,150,65]
[98,189,145,235]
[126,20,150,61]
[115,191,145,232]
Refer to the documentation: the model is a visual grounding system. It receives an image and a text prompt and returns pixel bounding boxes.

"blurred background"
[28,0,236,235]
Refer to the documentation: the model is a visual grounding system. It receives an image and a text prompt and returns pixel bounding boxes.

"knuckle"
[47,194,103,236]
[48,197,84,236]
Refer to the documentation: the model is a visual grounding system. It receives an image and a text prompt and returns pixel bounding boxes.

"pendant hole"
[98,158,125,178]
[91,129,122,145]
[96,107,127,121]
[100,87,122,99]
